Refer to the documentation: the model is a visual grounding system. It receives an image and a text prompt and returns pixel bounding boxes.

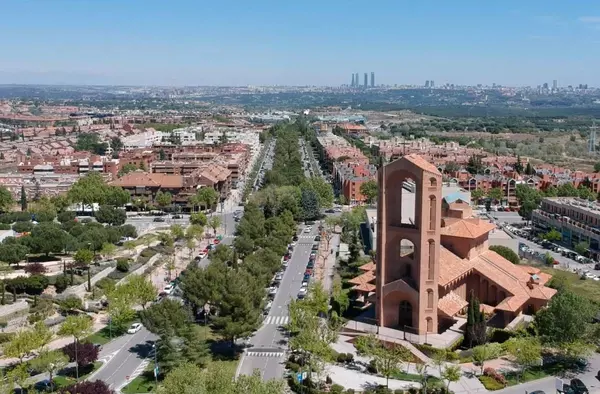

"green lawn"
[50,361,103,389]
[540,267,600,304]
[121,369,157,394]
[504,367,549,386]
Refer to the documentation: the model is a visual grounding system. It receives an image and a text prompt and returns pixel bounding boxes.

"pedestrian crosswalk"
[297,235,316,240]
[246,351,285,357]
[263,315,289,325]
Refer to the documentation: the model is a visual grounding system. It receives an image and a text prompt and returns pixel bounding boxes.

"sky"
[2,0,600,87]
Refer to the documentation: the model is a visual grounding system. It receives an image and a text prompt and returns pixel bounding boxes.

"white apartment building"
[122,128,197,150]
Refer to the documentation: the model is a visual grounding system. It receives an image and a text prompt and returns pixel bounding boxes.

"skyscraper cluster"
[351,72,375,88]
[424,80,435,88]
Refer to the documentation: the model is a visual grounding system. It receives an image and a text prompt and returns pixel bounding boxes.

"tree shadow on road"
[128,340,155,358]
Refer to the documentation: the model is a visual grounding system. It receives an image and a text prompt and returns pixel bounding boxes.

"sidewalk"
[0,313,107,367]
[330,335,488,393]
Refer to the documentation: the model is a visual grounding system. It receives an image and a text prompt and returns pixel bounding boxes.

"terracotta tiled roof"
[111,172,183,188]
[438,246,477,287]
[438,291,468,317]
[359,262,376,272]
[352,283,376,292]
[403,154,441,175]
[440,218,496,239]
[348,271,375,286]
[438,248,557,314]
[480,303,496,314]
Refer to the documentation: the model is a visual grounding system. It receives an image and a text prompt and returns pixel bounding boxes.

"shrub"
[57,211,76,223]
[483,367,507,386]
[345,390,356,394]
[0,223,11,230]
[12,222,33,233]
[336,353,347,363]
[95,277,116,291]
[6,275,49,295]
[394,390,405,394]
[28,313,43,324]
[140,248,156,258]
[285,361,300,372]
[59,296,83,313]
[116,259,129,273]
[0,333,14,344]
[479,375,505,391]
[24,262,47,275]
[367,359,378,374]
[59,380,112,394]
[331,384,345,394]
[488,328,515,344]
[345,353,354,363]
[54,275,69,293]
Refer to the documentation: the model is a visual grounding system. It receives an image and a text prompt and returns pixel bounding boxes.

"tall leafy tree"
[140,298,190,337]
[300,189,320,220]
[0,186,14,213]
[359,179,379,204]
[535,290,597,355]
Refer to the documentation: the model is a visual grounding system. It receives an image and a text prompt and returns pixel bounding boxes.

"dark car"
[153,217,165,222]
[293,235,299,241]
[172,214,182,219]
[314,235,321,242]
[325,209,335,213]
[529,391,547,394]
[305,221,315,225]
[303,273,311,281]
[570,379,588,394]
[311,244,319,251]
[306,261,314,269]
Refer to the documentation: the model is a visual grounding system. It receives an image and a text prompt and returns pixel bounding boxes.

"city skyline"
[2,0,600,86]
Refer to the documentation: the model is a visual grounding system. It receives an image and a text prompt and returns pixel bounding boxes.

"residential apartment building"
[17,155,118,178]
[111,167,231,209]
[532,197,600,258]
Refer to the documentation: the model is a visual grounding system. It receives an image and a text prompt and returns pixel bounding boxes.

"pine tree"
[466,291,487,348]
[20,186,27,212]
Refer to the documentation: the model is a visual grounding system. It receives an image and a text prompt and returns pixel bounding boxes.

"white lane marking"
[264,316,272,324]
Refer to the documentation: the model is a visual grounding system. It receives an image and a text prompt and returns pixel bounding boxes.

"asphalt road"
[90,327,159,392]
[236,224,319,381]
[94,210,240,391]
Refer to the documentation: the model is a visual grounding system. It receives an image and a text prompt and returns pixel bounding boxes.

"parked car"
[570,379,588,394]
[314,235,321,242]
[268,286,278,297]
[325,209,335,214]
[306,261,314,269]
[305,268,313,275]
[34,379,53,392]
[127,323,143,334]
[274,272,284,282]
[304,227,312,233]
[197,251,208,260]
[297,288,308,299]
[153,217,165,222]
[163,284,175,295]
[172,214,182,219]
[292,234,299,241]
